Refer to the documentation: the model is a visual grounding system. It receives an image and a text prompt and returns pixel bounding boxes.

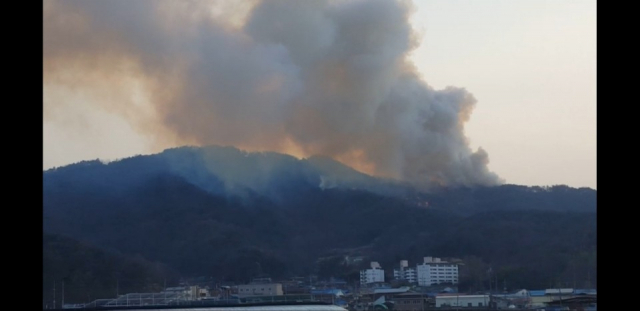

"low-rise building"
[392,292,431,311]
[528,288,596,308]
[237,283,283,297]
[311,289,345,305]
[435,294,490,308]
[489,289,532,308]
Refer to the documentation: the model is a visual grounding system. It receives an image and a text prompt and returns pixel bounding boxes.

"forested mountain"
[43,145,596,301]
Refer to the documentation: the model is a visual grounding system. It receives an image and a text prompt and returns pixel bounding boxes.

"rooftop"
[379,287,411,294]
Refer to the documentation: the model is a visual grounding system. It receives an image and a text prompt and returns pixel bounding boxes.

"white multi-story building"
[416,257,459,286]
[360,262,385,285]
[393,260,417,283]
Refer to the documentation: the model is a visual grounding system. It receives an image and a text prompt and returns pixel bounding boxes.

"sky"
[43,0,596,190]
[408,0,596,189]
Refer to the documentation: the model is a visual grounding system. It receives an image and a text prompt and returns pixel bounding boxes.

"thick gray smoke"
[44,0,503,188]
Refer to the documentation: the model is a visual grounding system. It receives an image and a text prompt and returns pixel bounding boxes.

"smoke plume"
[43,0,503,188]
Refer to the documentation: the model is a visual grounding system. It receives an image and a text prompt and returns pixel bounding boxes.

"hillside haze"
[43,145,596,302]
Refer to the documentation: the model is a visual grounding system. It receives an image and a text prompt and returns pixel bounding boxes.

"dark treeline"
[43,147,596,302]
[43,233,180,305]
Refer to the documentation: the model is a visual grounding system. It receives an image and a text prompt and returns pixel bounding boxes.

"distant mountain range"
[43,145,596,303]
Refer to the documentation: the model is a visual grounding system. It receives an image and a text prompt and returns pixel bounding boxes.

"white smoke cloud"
[43,0,503,189]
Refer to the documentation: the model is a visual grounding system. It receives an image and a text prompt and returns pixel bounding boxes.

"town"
[54,257,596,311]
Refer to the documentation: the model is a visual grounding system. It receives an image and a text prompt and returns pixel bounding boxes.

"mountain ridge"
[44,145,596,207]
[43,145,596,297]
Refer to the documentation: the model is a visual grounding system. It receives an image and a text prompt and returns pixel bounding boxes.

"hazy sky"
[43,0,596,189]
[409,0,596,189]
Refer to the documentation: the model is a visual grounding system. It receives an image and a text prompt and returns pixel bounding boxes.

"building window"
[468,303,472,307]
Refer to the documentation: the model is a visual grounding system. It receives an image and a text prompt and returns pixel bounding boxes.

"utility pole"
[489,274,491,292]
[488,268,493,293]
[558,288,562,308]
[573,262,576,288]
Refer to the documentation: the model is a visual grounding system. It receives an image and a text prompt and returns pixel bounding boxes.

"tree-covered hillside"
[42,146,596,301]
[43,233,179,306]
